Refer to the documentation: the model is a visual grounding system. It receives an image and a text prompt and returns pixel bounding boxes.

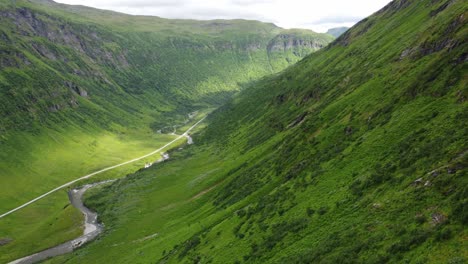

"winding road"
[0,116,206,219]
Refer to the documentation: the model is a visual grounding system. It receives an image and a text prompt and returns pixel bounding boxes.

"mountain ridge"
[0,0,333,132]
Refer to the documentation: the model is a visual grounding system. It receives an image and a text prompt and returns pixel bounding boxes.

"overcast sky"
[54,0,392,32]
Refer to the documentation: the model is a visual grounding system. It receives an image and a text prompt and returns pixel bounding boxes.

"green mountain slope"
[0,0,332,202]
[0,0,334,261]
[0,0,333,133]
[44,0,468,263]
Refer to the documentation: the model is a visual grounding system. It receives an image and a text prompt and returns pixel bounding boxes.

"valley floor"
[0,113,209,263]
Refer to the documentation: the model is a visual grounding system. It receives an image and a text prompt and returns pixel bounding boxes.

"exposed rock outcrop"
[1,7,129,67]
[268,34,325,53]
[65,81,88,97]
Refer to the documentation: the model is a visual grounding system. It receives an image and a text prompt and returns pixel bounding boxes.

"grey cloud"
[229,0,277,5]
[311,15,364,24]
[153,6,266,21]
[110,0,266,21]
[113,0,187,8]
[56,0,391,32]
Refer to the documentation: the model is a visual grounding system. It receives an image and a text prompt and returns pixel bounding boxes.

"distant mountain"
[326,26,349,37]
[47,0,468,263]
[0,0,334,135]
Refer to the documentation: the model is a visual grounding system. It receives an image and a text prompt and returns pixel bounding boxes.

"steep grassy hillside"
[0,2,333,210]
[0,0,332,207]
[0,0,334,261]
[43,0,468,263]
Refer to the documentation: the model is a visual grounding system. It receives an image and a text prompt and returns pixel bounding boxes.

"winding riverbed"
[9,181,113,264]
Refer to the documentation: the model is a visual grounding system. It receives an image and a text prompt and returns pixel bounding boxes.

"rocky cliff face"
[267,32,330,53]
[1,7,129,66]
